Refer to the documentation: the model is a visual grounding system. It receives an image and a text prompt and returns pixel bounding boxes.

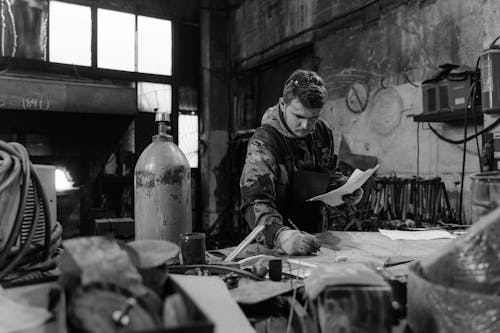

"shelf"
[413,109,483,123]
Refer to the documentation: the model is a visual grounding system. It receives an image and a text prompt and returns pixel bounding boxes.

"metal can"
[179,232,206,265]
[470,172,500,223]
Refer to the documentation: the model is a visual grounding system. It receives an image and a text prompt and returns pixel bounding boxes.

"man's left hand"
[342,188,364,206]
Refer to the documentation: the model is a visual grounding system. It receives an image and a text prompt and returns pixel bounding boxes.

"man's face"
[281,97,322,137]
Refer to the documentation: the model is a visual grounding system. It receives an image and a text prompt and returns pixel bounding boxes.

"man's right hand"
[274,229,320,255]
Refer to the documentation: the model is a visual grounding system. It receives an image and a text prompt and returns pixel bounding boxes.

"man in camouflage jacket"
[240,69,362,255]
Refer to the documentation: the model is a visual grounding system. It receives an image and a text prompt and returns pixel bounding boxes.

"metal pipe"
[223,224,265,262]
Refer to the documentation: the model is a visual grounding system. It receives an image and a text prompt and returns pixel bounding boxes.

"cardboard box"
[94,217,134,240]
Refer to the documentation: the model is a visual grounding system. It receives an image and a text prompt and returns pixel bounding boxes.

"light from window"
[55,167,74,192]
[137,82,171,113]
[137,16,172,75]
[178,113,198,168]
[49,1,91,66]
[97,9,135,71]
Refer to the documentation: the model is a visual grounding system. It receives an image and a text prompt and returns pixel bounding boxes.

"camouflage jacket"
[240,104,347,247]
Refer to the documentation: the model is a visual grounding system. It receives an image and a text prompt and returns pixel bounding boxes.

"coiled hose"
[0,140,59,281]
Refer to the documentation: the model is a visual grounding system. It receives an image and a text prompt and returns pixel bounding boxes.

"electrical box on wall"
[421,64,479,114]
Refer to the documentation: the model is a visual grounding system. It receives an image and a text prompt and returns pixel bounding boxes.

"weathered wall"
[200,0,231,231]
[231,0,500,222]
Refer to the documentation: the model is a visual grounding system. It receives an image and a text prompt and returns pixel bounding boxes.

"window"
[137,82,172,113]
[137,16,172,75]
[46,1,190,163]
[178,113,198,168]
[178,85,198,168]
[49,1,91,66]
[97,9,135,71]
[49,1,173,76]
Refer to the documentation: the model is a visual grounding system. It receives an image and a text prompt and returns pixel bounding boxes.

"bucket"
[470,172,500,223]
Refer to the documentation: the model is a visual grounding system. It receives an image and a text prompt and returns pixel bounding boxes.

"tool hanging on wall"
[368,175,455,224]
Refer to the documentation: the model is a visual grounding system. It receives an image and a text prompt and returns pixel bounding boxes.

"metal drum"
[470,172,500,223]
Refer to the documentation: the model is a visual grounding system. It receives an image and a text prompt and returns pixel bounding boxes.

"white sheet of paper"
[308,164,379,207]
[0,293,52,333]
[170,275,255,333]
[378,229,456,240]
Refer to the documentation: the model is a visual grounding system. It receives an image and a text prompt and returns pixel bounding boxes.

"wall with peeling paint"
[200,1,231,232]
[231,0,500,222]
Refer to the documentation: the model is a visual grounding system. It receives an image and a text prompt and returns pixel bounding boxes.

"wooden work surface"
[315,231,451,274]
[215,231,452,276]
[318,231,450,262]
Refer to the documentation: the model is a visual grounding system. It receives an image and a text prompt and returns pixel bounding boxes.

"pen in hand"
[287,219,301,231]
[287,219,321,252]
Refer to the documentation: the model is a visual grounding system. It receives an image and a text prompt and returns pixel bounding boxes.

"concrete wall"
[200,0,231,231]
[230,0,500,223]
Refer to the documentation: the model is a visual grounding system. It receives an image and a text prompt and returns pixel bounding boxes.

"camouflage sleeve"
[240,139,285,247]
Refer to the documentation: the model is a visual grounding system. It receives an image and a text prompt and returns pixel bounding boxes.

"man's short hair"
[282,69,327,109]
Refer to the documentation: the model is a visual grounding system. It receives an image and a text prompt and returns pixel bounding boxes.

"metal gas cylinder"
[134,112,191,244]
[480,48,500,114]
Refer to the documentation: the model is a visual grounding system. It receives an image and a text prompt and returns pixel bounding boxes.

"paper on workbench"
[0,293,52,333]
[170,275,255,333]
[378,229,456,240]
[308,164,379,207]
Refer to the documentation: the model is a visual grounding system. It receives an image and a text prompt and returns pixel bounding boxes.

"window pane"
[98,9,135,71]
[137,16,171,75]
[179,114,198,168]
[137,82,171,113]
[49,1,91,66]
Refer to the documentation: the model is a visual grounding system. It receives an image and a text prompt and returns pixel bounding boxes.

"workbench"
[1,232,453,333]
[215,231,452,276]
[316,231,451,274]
[214,231,453,332]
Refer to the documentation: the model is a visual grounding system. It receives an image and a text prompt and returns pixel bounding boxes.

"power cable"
[425,54,487,224]
[425,56,491,146]
[427,118,500,145]
[471,84,483,172]
[489,35,500,49]
[0,140,58,281]
[416,122,420,179]
[458,91,469,224]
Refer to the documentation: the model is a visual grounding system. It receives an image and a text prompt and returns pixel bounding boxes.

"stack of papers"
[378,229,456,240]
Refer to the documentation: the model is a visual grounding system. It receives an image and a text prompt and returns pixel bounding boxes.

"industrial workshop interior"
[2,0,500,332]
